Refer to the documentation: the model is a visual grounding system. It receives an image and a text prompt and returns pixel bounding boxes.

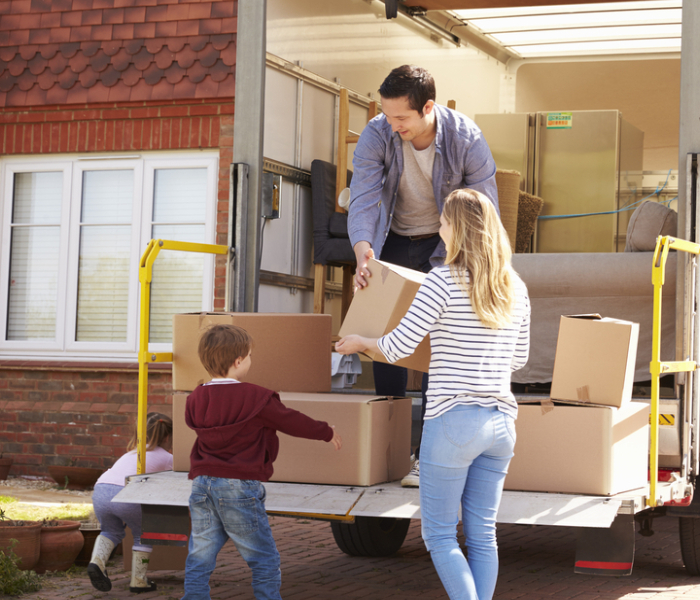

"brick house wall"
[0,0,237,479]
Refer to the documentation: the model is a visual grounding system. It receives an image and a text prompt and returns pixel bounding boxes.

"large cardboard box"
[550,315,639,408]
[271,393,412,486]
[505,401,649,495]
[339,258,430,373]
[172,392,197,472]
[172,391,412,485]
[172,313,332,392]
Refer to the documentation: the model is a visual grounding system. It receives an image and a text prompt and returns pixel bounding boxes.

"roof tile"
[1,15,22,30]
[9,29,30,45]
[187,61,205,83]
[48,52,68,74]
[90,48,110,71]
[81,40,101,57]
[69,51,89,73]
[100,63,120,86]
[164,61,184,84]
[8,56,27,76]
[30,0,52,11]
[199,18,221,36]
[189,3,211,20]
[37,68,58,89]
[164,37,185,52]
[211,34,228,50]
[28,53,47,75]
[112,23,134,39]
[172,75,195,99]
[102,8,125,25]
[188,35,207,52]
[111,47,130,71]
[165,3,189,21]
[121,63,140,86]
[124,7,146,23]
[209,59,227,83]
[70,26,93,43]
[28,28,50,45]
[39,11,61,28]
[93,0,116,8]
[78,65,99,87]
[48,28,71,43]
[176,19,198,37]
[91,24,114,40]
[150,77,173,100]
[60,11,82,27]
[88,81,112,102]
[59,42,81,58]
[57,66,79,89]
[142,62,163,85]
[194,74,217,98]
[145,5,167,21]
[176,44,196,68]
[45,84,69,104]
[18,70,36,90]
[0,71,14,92]
[124,38,143,55]
[39,43,59,59]
[51,0,71,11]
[72,0,94,10]
[132,46,152,69]
[18,44,38,60]
[210,1,233,19]
[198,43,217,68]
[221,17,236,34]
[128,77,152,101]
[101,40,122,56]
[24,83,46,105]
[105,81,130,102]
[155,46,175,69]
[82,9,103,26]
[145,39,164,54]
[10,1,32,15]
[220,41,234,66]
[134,22,156,39]
[0,47,17,61]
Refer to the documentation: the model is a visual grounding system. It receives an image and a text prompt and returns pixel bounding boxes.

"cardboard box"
[172,313,332,392]
[271,393,412,486]
[505,401,649,495]
[123,527,188,572]
[339,258,430,373]
[172,392,197,472]
[172,390,412,485]
[550,315,639,408]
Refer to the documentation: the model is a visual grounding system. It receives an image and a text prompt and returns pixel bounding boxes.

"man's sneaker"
[401,458,419,487]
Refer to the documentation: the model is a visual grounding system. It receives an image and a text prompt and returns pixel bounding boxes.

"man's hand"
[353,241,374,291]
[329,426,342,451]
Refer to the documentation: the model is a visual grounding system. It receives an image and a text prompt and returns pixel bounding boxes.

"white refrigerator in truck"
[475,111,644,253]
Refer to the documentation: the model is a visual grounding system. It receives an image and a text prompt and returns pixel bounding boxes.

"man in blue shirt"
[348,65,499,487]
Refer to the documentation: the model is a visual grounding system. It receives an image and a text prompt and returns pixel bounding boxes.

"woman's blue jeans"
[420,404,516,600]
[181,476,281,600]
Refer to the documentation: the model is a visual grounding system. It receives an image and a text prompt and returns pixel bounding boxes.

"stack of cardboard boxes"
[171,312,412,487]
[505,315,650,496]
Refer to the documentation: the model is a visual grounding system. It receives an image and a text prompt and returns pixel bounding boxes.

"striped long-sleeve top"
[377,265,530,420]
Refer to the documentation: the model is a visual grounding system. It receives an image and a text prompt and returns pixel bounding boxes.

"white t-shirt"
[95,446,173,487]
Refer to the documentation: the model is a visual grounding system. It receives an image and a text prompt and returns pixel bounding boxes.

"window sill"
[0,360,172,372]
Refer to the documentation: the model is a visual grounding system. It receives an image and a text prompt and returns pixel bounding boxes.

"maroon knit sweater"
[185,380,333,481]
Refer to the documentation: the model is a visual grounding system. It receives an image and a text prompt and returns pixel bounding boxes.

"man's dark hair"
[379,65,436,115]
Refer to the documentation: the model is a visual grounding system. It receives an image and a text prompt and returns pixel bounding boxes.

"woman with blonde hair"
[337,188,530,599]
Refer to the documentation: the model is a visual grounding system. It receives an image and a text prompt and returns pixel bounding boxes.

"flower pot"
[47,466,103,490]
[0,521,42,571]
[34,520,84,574]
[74,526,100,567]
[0,457,12,480]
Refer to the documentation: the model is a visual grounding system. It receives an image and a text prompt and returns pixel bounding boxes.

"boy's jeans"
[181,476,281,600]
[420,404,515,600]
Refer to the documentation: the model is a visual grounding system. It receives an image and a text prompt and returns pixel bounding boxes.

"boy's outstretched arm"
[330,426,342,450]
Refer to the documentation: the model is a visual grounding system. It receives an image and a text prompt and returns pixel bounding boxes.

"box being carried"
[339,258,430,373]
[550,315,639,408]
[172,313,332,393]
[505,401,650,495]
[172,392,412,487]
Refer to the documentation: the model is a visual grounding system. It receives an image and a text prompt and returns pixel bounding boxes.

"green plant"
[0,541,42,596]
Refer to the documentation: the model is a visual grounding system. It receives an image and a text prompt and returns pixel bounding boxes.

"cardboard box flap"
[374,259,427,284]
[565,313,602,320]
[279,392,386,405]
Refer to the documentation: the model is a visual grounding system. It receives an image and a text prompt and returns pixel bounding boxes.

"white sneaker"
[401,458,419,487]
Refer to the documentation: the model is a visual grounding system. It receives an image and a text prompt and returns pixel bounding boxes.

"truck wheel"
[680,513,700,575]
[330,516,410,557]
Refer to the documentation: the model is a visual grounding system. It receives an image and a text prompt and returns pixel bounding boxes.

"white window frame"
[0,152,219,361]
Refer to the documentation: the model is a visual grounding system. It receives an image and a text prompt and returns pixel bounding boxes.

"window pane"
[153,169,207,222]
[75,170,134,342]
[12,172,62,224]
[81,171,134,223]
[149,224,206,343]
[76,226,131,342]
[7,227,60,340]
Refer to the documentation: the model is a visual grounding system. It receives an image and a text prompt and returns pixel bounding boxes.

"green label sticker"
[546,112,573,129]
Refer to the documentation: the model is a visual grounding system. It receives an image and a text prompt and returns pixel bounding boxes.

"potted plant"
[0,452,12,481]
[33,519,84,574]
[47,459,103,491]
[0,509,42,571]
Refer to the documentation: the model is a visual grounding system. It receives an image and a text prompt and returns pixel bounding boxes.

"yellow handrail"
[137,240,228,475]
[649,235,700,507]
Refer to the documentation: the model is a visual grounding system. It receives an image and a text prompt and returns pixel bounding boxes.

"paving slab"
[19,509,700,600]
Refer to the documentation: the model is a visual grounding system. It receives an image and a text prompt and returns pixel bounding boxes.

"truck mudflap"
[574,514,635,576]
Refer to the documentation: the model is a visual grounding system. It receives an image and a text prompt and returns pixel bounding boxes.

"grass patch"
[0,497,95,523]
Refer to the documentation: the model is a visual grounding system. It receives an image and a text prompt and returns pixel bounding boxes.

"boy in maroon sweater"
[181,324,341,600]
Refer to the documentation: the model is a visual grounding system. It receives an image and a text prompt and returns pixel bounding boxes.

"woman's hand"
[336,335,369,355]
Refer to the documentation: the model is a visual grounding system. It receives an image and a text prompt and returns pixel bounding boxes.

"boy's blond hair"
[198,324,253,378]
[442,188,515,329]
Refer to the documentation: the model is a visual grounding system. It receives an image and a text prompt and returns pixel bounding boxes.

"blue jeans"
[181,476,281,600]
[420,404,516,600]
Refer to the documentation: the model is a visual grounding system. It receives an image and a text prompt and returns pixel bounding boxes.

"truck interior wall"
[514,59,681,172]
